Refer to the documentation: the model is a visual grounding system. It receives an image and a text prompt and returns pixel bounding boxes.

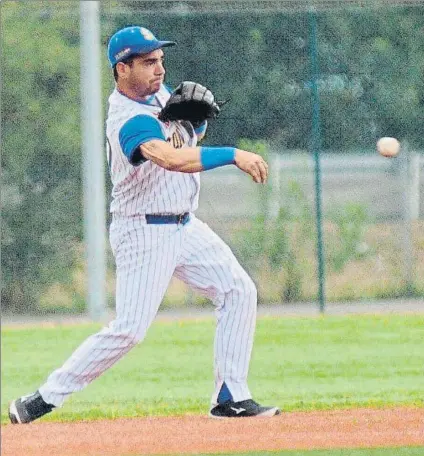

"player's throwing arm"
[140,140,268,183]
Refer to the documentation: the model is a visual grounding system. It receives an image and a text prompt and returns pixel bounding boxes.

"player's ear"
[115,62,130,80]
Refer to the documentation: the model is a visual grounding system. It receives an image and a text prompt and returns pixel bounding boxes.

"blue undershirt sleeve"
[194,121,208,137]
[119,114,166,165]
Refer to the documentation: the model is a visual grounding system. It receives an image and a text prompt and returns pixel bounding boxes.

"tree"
[2,1,83,312]
[118,4,424,149]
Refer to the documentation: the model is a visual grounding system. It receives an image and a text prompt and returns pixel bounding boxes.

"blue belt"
[145,212,190,225]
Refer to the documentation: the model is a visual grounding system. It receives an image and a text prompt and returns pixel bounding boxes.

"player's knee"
[108,320,147,346]
[236,274,257,306]
[247,277,258,305]
[127,329,145,345]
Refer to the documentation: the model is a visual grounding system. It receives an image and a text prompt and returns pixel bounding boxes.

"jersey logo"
[168,131,184,149]
[230,407,246,414]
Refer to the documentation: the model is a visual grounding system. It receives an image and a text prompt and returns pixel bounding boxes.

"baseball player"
[9,26,280,423]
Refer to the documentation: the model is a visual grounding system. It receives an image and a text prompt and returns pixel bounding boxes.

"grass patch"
[1,314,423,423]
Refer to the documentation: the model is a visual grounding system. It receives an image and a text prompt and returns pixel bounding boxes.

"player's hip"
[109,211,196,256]
[109,197,199,218]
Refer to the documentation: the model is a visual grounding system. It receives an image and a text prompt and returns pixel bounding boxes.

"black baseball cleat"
[209,399,281,418]
[9,391,55,424]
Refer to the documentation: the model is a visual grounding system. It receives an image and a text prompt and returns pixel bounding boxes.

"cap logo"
[140,27,155,41]
[115,47,131,60]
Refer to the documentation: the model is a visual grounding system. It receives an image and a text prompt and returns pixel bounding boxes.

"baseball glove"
[158,81,226,128]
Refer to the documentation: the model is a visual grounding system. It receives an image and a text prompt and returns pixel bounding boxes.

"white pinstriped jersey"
[106,85,200,216]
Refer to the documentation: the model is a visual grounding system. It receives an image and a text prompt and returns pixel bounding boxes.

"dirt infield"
[2,407,423,456]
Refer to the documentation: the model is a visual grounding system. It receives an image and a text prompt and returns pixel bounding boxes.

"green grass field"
[2,314,424,424]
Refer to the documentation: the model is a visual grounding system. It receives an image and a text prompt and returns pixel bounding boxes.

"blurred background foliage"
[1,1,423,313]
[114,2,424,149]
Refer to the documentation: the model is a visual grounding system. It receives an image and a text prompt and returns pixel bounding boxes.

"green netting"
[2,1,423,314]
[115,0,424,14]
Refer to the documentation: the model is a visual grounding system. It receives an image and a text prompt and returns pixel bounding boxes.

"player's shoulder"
[108,89,146,113]
[107,89,159,130]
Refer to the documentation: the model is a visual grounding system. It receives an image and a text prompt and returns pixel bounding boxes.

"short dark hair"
[113,56,136,82]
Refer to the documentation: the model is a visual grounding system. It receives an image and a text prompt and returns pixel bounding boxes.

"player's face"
[123,49,166,98]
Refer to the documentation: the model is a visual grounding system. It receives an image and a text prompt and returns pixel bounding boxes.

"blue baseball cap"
[108,26,176,67]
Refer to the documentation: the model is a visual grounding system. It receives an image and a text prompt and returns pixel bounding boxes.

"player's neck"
[116,84,156,103]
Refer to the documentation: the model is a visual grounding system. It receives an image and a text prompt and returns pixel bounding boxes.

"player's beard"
[122,72,163,100]
[130,79,161,98]
[150,78,163,93]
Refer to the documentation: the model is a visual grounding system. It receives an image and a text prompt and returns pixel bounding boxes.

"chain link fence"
[2,1,423,315]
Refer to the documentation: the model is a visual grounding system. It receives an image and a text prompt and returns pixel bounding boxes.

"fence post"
[401,144,417,293]
[308,10,326,314]
[80,1,106,320]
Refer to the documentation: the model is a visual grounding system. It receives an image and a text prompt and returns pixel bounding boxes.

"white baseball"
[377,137,400,158]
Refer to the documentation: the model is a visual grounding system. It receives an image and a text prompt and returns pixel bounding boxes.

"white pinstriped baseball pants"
[39,215,257,407]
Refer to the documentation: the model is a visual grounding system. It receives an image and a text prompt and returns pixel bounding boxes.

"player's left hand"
[158,81,223,128]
